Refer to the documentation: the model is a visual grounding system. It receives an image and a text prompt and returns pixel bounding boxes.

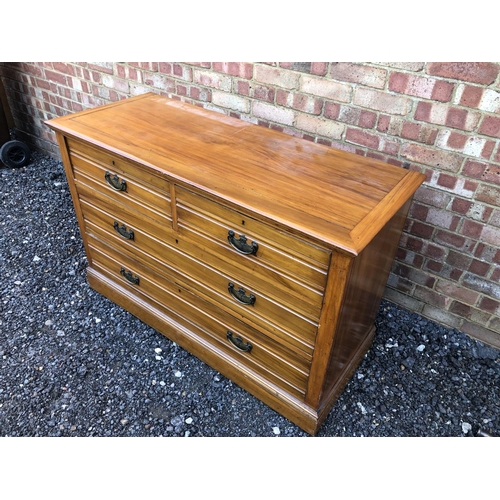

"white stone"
[155,356,162,361]
[357,402,368,415]
[417,344,425,352]
[174,371,182,378]
[462,422,472,434]
[33,256,41,262]
[154,348,162,354]
[185,417,193,424]
[272,427,280,435]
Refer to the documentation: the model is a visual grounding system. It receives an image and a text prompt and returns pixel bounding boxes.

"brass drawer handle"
[120,267,139,285]
[113,221,134,240]
[105,171,127,191]
[227,230,258,255]
[228,282,255,306]
[227,331,252,353]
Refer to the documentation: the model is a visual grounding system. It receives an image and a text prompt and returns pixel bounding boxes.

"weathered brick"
[254,65,300,89]
[300,76,351,102]
[422,304,463,329]
[400,143,463,172]
[324,102,340,120]
[193,70,232,91]
[212,91,250,113]
[478,89,500,114]
[102,75,130,93]
[354,88,410,115]
[331,63,387,89]
[276,90,323,114]
[481,225,500,246]
[461,321,500,347]
[88,62,114,73]
[389,72,453,101]
[213,62,253,79]
[410,203,429,221]
[436,279,480,305]
[475,184,500,205]
[252,101,295,126]
[409,220,434,238]
[463,273,500,299]
[295,113,344,139]
[143,73,175,93]
[252,85,275,102]
[426,62,500,85]
[415,101,480,131]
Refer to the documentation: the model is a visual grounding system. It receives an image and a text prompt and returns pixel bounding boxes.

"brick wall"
[1,62,499,347]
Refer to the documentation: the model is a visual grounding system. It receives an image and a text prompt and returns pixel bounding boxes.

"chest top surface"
[46,92,425,254]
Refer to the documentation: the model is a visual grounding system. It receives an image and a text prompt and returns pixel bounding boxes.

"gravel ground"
[1,151,499,438]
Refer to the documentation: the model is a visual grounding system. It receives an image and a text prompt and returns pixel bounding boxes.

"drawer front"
[176,186,330,289]
[79,199,317,357]
[75,180,172,238]
[68,147,171,224]
[67,137,171,193]
[87,237,311,398]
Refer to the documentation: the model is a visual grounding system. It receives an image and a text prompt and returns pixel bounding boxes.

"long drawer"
[79,197,317,357]
[87,236,311,398]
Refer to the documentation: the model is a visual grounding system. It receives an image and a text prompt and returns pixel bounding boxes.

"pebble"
[462,422,472,434]
[174,371,182,377]
[272,427,280,435]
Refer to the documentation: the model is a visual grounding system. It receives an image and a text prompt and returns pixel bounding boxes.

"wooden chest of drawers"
[46,93,425,434]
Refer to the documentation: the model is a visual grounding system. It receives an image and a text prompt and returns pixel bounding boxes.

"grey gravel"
[1,152,499,437]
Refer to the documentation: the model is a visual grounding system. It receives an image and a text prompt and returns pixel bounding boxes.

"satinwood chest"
[46,93,425,435]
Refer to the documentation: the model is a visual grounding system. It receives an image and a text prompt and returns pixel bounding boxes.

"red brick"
[311,63,328,76]
[479,296,500,314]
[324,102,340,120]
[237,80,250,96]
[359,110,377,128]
[469,259,490,276]
[44,69,68,86]
[463,159,486,179]
[460,85,484,107]
[446,108,468,129]
[435,229,467,249]
[451,197,473,214]
[479,115,500,139]
[426,62,500,85]
[377,115,391,133]
[481,225,500,246]
[437,172,457,189]
[426,259,443,273]
[345,128,380,149]
[410,203,429,221]
[405,236,424,252]
[461,219,484,239]
[409,221,434,238]
[436,280,479,304]
[446,131,468,149]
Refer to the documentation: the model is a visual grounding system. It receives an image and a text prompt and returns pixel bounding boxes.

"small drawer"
[87,238,311,399]
[67,137,171,193]
[175,186,331,290]
[75,178,172,238]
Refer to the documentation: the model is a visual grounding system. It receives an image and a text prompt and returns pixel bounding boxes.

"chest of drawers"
[46,93,424,435]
